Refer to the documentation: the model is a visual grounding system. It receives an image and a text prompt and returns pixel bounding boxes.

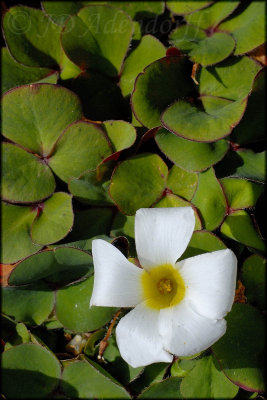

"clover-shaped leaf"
[2,142,55,203]
[1,202,42,264]
[120,35,166,97]
[112,1,165,20]
[8,247,93,286]
[161,96,247,142]
[139,377,182,398]
[1,47,58,95]
[30,192,73,245]
[109,153,168,215]
[170,25,235,66]
[41,1,85,25]
[219,1,265,55]
[131,56,194,128]
[55,275,117,332]
[213,303,265,392]
[69,166,113,206]
[61,5,133,78]
[185,1,240,30]
[3,6,62,68]
[220,210,265,253]
[2,83,83,156]
[192,167,227,230]
[2,343,61,399]
[2,282,54,326]
[166,1,212,15]
[199,56,262,100]
[61,358,131,398]
[155,128,229,171]
[167,165,198,201]
[48,121,112,183]
[180,355,238,399]
[220,178,263,210]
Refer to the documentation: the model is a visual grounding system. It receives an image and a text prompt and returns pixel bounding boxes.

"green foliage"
[109,153,168,215]
[2,343,61,399]
[1,1,265,398]
[213,304,265,392]
[55,275,117,332]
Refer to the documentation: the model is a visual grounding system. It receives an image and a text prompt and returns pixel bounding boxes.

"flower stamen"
[158,278,173,294]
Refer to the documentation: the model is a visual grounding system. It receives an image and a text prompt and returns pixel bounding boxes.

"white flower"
[90,207,237,368]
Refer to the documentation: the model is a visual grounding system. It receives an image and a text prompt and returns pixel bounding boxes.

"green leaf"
[61,5,133,77]
[199,56,262,101]
[16,323,31,344]
[139,377,182,398]
[66,207,114,243]
[155,128,229,172]
[170,25,235,66]
[166,1,212,15]
[2,343,61,399]
[229,150,265,182]
[1,202,41,264]
[9,247,93,286]
[109,153,168,215]
[180,355,239,399]
[55,275,117,332]
[110,213,136,255]
[1,47,58,95]
[2,142,55,203]
[103,120,136,153]
[3,6,62,67]
[171,359,197,378]
[2,83,83,156]
[120,35,166,96]
[2,282,54,325]
[112,2,165,19]
[192,168,227,230]
[161,96,247,142]
[212,303,265,392]
[242,254,266,310]
[167,165,198,201]
[130,363,168,394]
[185,1,240,29]
[49,121,112,183]
[220,178,264,210]
[220,210,265,252]
[31,193,73,245]
[219,2,265,55]
[69,70,130,121]
[41,1,84,25]
[214,149,265,183]
[69,165,113,206]
[231,69,265,145]
[154,193,202,230]
[61,359,131,398]
[179,230,227,260]
[131,56,194,128]
[101,335,143,385]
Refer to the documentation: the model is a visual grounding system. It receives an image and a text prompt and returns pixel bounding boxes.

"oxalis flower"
[90,207,237,368]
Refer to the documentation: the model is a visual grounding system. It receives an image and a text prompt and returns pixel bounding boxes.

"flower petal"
[177,249,237,319]
[116,302,173,368]
[159,299,226,357]
[135,207,195,270]
[90,239,144,307]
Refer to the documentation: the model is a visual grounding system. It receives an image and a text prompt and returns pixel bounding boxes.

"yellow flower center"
[141,264,186,310]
